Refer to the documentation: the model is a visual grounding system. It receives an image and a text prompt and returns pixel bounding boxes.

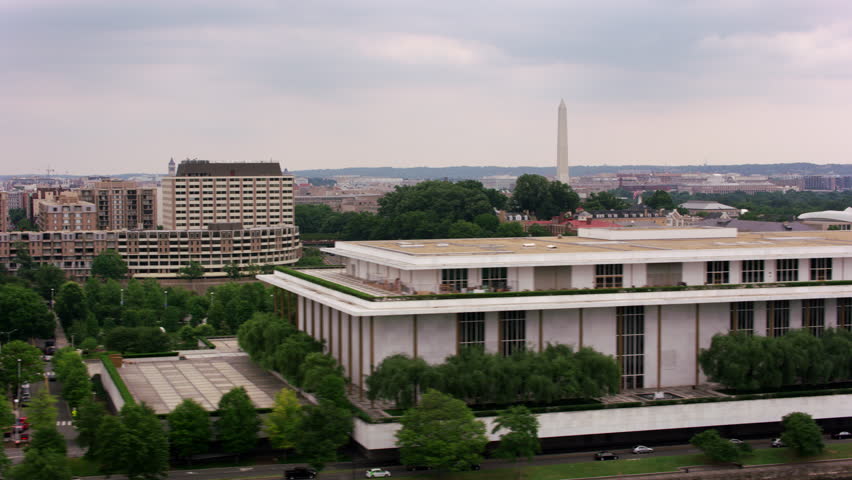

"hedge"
[100,355,135,405]
[198,337,216,349]
[277,268,852,302]
[122,351,180,358]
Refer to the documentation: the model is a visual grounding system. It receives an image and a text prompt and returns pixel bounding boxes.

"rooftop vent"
[546,245,557,249]
[522,243,536,247]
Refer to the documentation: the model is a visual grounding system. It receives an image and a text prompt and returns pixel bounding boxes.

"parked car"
[594,451,619,461]
[771,438,786,448]
[632,445,654,454]
[17,417,29,430]
[284,467,317,479]
[365,468,391,478]
[729,438,744,445]
[832,431,852,440]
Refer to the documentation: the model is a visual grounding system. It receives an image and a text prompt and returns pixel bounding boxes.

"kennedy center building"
[259,228,852,393]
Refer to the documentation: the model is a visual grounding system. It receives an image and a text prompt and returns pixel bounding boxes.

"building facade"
[0,192,7,232]
[161,160,294,230]
[260,228,852,395]
[0,225,301,281]
[79,180,157,230]
[36,192,97,231]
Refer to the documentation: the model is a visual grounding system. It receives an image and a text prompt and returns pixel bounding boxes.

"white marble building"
[258,228,852,395]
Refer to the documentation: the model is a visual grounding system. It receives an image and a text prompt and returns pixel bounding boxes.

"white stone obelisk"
[556,99,570,184]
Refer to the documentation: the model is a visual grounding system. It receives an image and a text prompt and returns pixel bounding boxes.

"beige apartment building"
[161,160,294,230]
[36,192,96,231]
[79,180,157,230]
[0,192,7,232]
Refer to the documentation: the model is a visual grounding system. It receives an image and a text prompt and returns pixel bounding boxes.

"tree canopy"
[168,399,211,461]
[91,249,128,280]
[216,387,261,458]
[396,390,487,472]
[492,405,541,462]
[511,174,579,219]
[781,412,824,456]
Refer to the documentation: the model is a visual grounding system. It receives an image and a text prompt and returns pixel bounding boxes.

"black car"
[832,431,851,440]
[594,451,619,461]
[284,467,317,479]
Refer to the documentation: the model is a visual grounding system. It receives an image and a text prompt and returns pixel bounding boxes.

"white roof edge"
[258,272,852,317]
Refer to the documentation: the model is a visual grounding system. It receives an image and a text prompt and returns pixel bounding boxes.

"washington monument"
[556,99,570,184]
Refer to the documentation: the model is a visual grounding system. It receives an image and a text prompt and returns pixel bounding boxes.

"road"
[70,437,852,480]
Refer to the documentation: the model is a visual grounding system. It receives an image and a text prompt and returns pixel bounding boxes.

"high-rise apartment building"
[36,192,96,231]
[161,160,294,230]
[0,192,7,232]
[78,180,157,230]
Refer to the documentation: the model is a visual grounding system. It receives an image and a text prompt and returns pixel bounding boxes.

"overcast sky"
[2,0,851,175]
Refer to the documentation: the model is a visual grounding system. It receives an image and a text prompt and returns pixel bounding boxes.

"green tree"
[447,220,485,238]
[55,281,88,330]
[179,260,205,280]
[781,412,824,456]
[295,400,352,471]
[26,390,58,430]
[91,249,128,280]
[473,213,500,234]
[511,175,579,219]
[367,354,430,409]
[6,448,71,480]
[396,390,487,471]
[29,426,67,455]
[223,263,242,280]
[582,191,630,211]
[94,415,128,476]
[74,397,106,458]
[32,264,66,301]
[168,399,211,462]
[0,397,15,431]
[527,224,551,236]
[690,429,744,463]
[0,444,9,478]
[643,190,675,210]
[12,242,36,279]
[0,341,44,394]
[265,389,303,450]
[216,387,260,459]
[495,221,526,237]
[120,402,169,480]
[0,283,55,340]
[492,406,541,462]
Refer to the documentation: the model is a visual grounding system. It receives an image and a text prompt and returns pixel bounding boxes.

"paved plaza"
[119,354,286,414]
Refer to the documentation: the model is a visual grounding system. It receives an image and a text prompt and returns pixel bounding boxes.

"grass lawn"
[401,443,852,480]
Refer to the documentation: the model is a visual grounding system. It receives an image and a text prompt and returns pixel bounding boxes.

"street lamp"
[120,288,124,306]
[50,288,55,310]
[0,329,17,354]
[164,290,169,308]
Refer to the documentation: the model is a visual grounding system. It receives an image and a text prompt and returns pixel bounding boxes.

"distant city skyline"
[2,1,852,175]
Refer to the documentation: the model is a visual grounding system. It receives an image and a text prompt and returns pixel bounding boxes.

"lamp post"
[120,288,124,307]
[0,329,17,354]
[50,288,55,310]
[164,290,169,309]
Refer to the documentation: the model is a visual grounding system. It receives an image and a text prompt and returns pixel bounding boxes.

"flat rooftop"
[335,230,852,256]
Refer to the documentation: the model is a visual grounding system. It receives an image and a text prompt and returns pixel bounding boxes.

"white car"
[365,468,391,478]
[632,445,654,454]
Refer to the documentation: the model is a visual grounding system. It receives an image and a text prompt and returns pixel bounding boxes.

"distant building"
[679,201,739,217]
[161,160,294,230]
[78,180,157,230]
[481,175,517,190]
[36,192,96,231]
[295,194,382,214]
[168,157,176,176]
[0,192,7,232]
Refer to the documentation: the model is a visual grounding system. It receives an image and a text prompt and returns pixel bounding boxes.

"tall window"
[802,299,825,336]
[595,264,623,288]
[766,300,790,337]
[742,260,764,283]
[458,312,485,351]
[482,267,508,291]
[441,269,468,293]
[499,311,526,356]
[810,258,832,281]
[776,259,799,282]
[730,302,755,334]
[616,306,644,390]
[706,261,730,284]
[837,298,852,331]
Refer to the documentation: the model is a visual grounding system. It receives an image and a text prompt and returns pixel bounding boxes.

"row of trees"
[367,345,620,409]
[691,412,824,464]
[699,329,852,390]
[237,312,354,469]
[397,390,541,472]
[50,275,275,353]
